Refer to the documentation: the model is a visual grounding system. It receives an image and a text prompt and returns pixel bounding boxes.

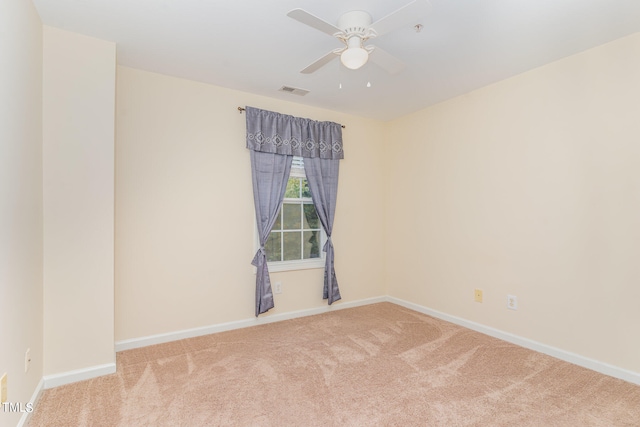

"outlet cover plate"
[25,348,31,373]
[507,295,518,310]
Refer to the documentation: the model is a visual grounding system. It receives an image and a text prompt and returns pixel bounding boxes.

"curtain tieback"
[251,246,266,267]
[323,236,333,253]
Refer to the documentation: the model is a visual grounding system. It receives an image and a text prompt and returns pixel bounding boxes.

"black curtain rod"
[238,107,345,129]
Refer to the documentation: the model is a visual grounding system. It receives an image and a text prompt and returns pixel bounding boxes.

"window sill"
[266,258,325,273]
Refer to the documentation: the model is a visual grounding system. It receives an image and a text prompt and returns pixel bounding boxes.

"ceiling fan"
[287,1,429,75]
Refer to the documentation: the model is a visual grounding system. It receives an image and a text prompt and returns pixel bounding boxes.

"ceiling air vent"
[279,86,310,96]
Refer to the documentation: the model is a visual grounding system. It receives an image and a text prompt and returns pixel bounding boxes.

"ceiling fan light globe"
[341,47,368,70]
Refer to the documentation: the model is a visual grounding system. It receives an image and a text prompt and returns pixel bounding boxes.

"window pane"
[282,203,301,230]
[292,156,304,169]
[302,179,312,198]
[283,231,302,261]
[303,204,319,229]
[272,209,281,230]
[285,177,301,199]
[303,230,321,259]
[265,232,281,262]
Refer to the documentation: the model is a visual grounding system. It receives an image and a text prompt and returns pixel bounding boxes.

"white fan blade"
[369,46,406,75]
[301,50,340,74]
[371,0,430,37]
[287,9,341,36]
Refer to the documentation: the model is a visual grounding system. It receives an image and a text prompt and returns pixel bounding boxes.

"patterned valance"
[245,106,344,160]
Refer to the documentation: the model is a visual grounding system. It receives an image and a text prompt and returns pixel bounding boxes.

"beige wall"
[0,1,43,424]
[115,67,387,341]
[43,27,116,375]
[385,33,640,373]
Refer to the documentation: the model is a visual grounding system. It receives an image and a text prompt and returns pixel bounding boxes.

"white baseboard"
[116,294,639,387]
[387,296,640,386]
[115,296,387,352]
[42,363,116,390]
[16,377,44,427]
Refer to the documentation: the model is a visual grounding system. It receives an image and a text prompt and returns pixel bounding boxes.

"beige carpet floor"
[27,303,640,426]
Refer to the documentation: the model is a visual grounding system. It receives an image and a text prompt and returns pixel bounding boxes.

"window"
[263,157,325,272]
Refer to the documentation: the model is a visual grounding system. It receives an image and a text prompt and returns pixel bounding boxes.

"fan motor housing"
[338,10,372,35]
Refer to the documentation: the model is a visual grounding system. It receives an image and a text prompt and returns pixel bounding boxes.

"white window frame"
[253,157,326,273]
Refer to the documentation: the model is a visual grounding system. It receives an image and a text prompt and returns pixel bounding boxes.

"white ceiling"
[33,0,640,121]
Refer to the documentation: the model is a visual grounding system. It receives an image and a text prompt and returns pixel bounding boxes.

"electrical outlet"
[1,373,7,404]
[474,289,483,303]
[507,295,518,310]
[274,282,282,294]
[25,348,31,373]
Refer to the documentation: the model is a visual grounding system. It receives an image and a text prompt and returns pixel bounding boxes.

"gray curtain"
[304,157,341,304]
[246,106,343,315]
[250,150,293,316]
